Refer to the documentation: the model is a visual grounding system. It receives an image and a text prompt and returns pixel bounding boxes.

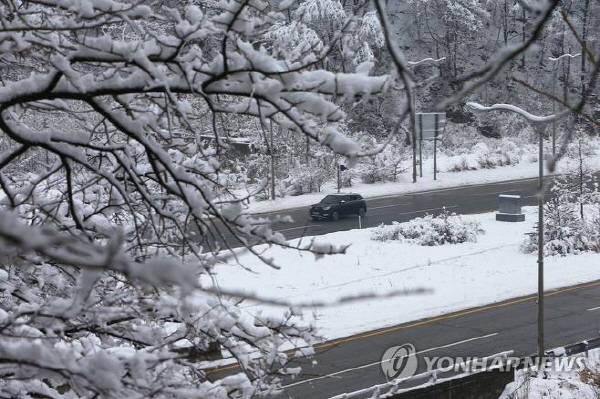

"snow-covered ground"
[499,349,600,398]
[210,207,600,340]
[244,140,600,215]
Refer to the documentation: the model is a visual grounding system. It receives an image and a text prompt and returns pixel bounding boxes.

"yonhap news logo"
[381,344,418,379]
[381,343,588,380]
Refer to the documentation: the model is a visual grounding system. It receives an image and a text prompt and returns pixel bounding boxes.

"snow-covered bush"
[372,210,485,246]
[476,140,522,169]
[356,140,407,183]
[283,159,332,196]
[522,176,600,256]
[449,155,477,172]
[441,124,481,154]
[522,201,590,256]
[358,160,389,183]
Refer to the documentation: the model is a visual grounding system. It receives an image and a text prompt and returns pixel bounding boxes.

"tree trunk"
[580,0,590,97]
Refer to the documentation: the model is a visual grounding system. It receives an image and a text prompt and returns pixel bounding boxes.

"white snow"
[466,102,565,124]
[499,348,600,399]
[210,207,600,341]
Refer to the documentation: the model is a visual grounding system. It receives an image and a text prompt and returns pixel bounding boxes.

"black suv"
[309,194,367,221]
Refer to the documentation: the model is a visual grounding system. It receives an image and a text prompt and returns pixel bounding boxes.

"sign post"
[418,115,423,177]
[416,113,446,180]
[434,113,438,180]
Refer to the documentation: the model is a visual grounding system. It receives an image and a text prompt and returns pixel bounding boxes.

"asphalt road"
[202,177,545,249]
[268,177,543,241]
[273,280,600,398]
[209,280,600,398]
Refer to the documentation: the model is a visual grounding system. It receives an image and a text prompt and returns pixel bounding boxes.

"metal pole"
[418,114,423,178]
[270,120,276,200]
[434,113,438,180]
[537,126,545,359]
[552,66,557,155]
[412,91,417,183]
[336,157,340,193]
[419,139,423,178]
[434,139,437,180]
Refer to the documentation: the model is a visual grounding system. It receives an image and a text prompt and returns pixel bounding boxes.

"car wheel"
[358,207,366,217]
[310,216,318,221]
[331,211,339,221]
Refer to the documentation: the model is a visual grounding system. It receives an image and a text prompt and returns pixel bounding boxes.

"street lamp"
[466,102,569,359]
[548,53,580,155]
[406,57,446,180]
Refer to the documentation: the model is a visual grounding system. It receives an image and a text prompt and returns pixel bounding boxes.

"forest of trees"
[0,0,598,398]
[193,0,600,199]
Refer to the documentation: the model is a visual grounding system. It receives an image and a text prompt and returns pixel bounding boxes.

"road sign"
[417,113,446,140]
[416,113,446,180]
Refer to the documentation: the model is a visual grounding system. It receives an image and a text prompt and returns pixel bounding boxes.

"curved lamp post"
[466,102,569,359]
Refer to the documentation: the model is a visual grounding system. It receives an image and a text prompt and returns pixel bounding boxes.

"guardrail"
[328,350,514,399]
[327,337,600,399]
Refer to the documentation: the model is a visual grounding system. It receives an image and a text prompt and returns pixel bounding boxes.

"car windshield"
[320,195,341,204]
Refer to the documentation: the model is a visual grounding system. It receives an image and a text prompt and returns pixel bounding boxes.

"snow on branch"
[406,57,446,66]
[548,53,581,62]
[466,102,569,125]
[0,0,409,396]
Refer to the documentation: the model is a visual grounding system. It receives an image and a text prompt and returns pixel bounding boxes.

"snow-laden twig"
[465,102,569,125]
[406,57,446,66]
[548,53,581,62]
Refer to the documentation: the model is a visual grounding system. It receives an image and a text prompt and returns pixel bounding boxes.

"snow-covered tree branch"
[0,0,392,397]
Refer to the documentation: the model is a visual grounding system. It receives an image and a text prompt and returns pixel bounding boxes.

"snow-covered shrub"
[449,155,477,172]
[497,140,522,165]
[476,140,522,169]
[441,125,481,154]
[522,176,599,256]
[476,154,496,169]
[522,204,590,256]
[356,140,407,183]
[372,209,485,245]
[284,160,332,195]
[358,161,389,183]
[246,153,270,183]
[254,184,272,201]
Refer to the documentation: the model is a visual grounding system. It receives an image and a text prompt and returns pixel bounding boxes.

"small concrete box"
[496,194,525,222]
